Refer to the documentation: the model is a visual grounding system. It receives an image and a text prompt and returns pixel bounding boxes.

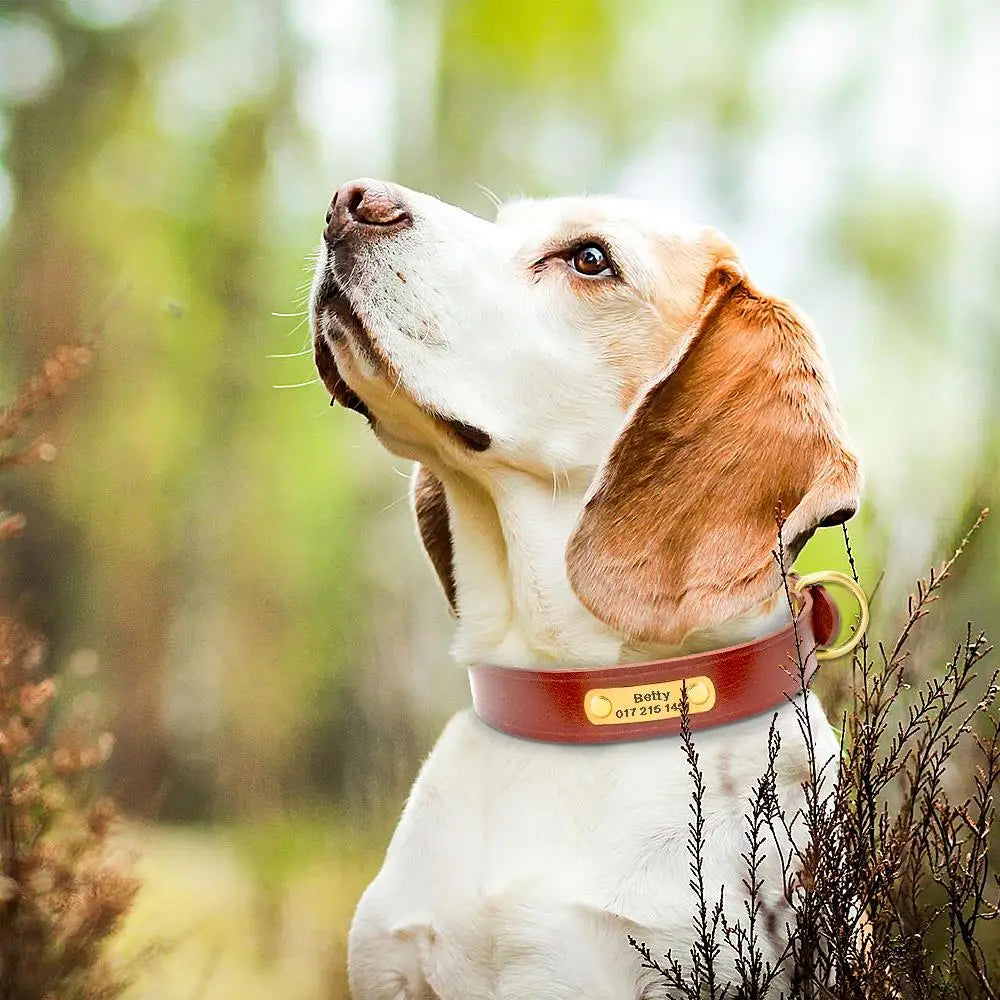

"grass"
[110,813,393,1000]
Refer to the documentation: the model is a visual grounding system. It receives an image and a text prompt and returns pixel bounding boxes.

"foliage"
[2,0,998,827]
[0,349,139,1000]
[634,518,999,998]
[0,1,998,994]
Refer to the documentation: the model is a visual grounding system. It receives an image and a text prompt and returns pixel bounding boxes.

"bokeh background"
[1,0,998,996]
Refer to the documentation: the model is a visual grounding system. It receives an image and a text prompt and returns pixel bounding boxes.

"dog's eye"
[570,244,612,278]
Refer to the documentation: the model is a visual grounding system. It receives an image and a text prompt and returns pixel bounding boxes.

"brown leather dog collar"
[468,583,845,744]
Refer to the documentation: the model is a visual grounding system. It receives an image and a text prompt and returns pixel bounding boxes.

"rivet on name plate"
[687,681,710,706]
[588,694,613,719]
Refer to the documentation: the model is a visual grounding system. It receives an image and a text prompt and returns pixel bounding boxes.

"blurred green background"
[0,0,997,996]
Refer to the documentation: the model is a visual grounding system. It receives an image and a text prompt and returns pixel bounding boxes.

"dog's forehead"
[495,195,705,248]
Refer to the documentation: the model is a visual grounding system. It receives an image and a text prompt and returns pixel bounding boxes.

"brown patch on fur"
[439,417,491,452]
[718,748,736,798]
[313,330,371,420]
[412,465,457,613]
[566,263,860,644]
[778,749,815,791]
[759,896,794,957]
[601,232,727,406]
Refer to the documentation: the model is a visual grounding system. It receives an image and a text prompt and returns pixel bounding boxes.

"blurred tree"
[0,0,997,830]
[0,0,398,820]
[0,0,161,810]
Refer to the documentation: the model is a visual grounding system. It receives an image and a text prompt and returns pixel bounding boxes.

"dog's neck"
[439,466,790,669]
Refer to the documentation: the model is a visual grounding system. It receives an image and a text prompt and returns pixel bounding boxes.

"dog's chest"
[350,702,836,1000]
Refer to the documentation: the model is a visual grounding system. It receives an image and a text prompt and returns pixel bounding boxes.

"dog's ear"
[566,262,860,645]
[313,331,371,419]
[411,464,457,614]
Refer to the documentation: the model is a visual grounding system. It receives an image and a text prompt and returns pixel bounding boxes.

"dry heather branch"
[635,511,998,999]
[0,346,140,1000]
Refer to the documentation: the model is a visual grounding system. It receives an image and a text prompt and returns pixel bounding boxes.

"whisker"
[281,314,310,339]
[266,348,312,358]
[380,492,410,514]
[476,183,503,210]
[272,378,320,389]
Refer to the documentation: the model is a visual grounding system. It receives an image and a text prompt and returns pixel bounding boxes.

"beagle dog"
[309,179,860,999]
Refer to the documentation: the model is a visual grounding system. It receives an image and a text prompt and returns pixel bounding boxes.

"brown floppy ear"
[411,464,457,614]
[313,330,371,419]
[566,263,860,645]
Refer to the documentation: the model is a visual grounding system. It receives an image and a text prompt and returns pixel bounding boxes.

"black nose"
[324,179,411,243]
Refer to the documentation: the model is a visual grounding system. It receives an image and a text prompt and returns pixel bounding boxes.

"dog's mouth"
[313,262,492,453]
[313,271,385,370]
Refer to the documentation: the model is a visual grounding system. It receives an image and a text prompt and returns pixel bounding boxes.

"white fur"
[310,181,841,999]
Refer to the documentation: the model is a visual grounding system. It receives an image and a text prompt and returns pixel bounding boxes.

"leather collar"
[468,583,841,744]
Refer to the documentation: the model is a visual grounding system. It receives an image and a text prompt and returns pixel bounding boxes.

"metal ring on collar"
[794,570,870,661]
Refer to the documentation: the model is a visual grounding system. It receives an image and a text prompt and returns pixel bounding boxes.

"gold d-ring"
[793,570,870,661]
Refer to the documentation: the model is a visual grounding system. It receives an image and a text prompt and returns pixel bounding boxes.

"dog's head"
[310,179,860,645]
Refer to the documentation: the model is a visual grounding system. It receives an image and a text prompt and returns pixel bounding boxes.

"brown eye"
[571,243,612,277]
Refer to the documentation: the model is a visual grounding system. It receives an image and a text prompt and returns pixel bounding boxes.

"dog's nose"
[324,179,411,242]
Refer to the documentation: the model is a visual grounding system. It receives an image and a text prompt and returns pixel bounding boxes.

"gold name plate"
[584,676,717,726]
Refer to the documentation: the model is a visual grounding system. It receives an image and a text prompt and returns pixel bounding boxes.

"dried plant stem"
[0,344,140,999]
[634,510,998,999]
[0,750,19,1000]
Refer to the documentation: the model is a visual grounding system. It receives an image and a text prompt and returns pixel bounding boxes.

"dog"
[309,179,860,999]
